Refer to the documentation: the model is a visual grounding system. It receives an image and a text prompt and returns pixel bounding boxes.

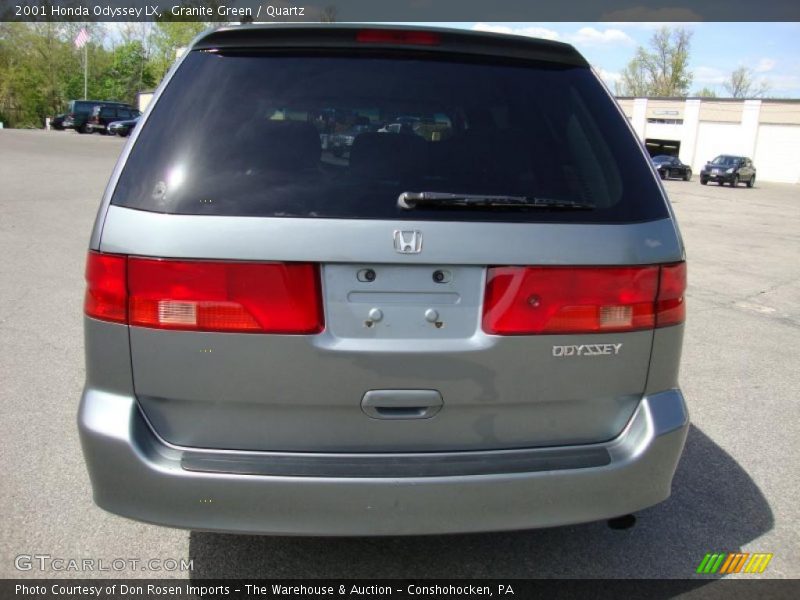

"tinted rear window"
[112,51,667,223]
[71,101,95,115]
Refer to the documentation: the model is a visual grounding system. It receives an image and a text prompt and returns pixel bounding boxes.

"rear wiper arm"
[398,191,594,210]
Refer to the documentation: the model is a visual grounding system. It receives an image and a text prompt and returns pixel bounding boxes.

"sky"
[427,22,800,98]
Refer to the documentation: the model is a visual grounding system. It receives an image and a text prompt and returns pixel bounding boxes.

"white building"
[136,90,154,113]
[617,97,800,184]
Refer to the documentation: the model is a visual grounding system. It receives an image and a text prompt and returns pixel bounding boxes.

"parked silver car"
[79,24,688,535]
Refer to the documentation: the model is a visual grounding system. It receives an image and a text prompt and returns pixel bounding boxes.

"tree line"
[616,27,771,99]
[0,21,211,127]
[0,23,775,128]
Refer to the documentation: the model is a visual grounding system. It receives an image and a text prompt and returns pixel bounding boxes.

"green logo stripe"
[696,553,713,574]
[703,553,727,574]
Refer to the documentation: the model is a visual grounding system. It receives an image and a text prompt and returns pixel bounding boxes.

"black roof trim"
[191,24,589,68]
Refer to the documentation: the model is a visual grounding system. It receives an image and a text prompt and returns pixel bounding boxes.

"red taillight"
[128,258,323,334]
[84,251,127,323]
[656,262,687,327]
[356,29,441,46]
[482,264,686,335]
[84,253,324,334]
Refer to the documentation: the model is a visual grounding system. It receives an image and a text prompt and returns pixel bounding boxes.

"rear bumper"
[78,388,688,535]
[701,172,735,183]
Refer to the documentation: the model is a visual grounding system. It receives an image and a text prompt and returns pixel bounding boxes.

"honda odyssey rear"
[79,24,688,535]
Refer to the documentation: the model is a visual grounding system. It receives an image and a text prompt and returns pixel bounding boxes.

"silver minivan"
[79,24,688,535]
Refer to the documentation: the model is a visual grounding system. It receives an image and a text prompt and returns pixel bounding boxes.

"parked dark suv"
[63,100,132,134]
[700,155,756,187]
[87,104,140,134]
[80,25,688,536]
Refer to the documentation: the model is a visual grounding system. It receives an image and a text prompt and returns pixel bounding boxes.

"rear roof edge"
[191,24,589,68]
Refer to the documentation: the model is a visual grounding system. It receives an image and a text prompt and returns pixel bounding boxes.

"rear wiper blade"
[398,191,594,210]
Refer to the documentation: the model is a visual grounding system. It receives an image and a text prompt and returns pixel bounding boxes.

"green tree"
[0,23,77,126]
[0,22,118,126]
[97,41,156,105]
[149,1,226,82]
[616,59,648,96]
[694,87,717,98]
[1,13,225,127]
[619,27,693,97]
[724,66,770,98]
[150,21,211,82]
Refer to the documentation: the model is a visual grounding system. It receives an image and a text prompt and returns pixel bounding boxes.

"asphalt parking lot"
[1,129,798,580]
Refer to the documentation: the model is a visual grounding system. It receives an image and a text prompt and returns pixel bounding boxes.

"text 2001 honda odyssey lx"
[79,25,688,535]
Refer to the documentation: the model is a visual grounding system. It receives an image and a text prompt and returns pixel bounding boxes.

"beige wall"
[759,102,800,125]
[645,100,685,119]
[636,99,800,125]
[698,102,743,123]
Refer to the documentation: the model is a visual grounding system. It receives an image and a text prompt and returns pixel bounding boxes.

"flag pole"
[83,42,87,99]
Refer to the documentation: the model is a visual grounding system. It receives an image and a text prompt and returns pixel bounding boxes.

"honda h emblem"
[393,230,423,254]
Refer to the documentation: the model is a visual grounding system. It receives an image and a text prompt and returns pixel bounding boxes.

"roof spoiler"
[191,24,589,68]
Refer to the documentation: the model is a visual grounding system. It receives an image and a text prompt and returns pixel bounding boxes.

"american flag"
[74,28,89,49]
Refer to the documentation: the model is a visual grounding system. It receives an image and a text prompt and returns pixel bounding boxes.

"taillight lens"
[84,253,324,334]
[356,29,441,46]
[656,262,687,327]
[483,264,685,335]
[128,258,323,333]
[84,251,127,323]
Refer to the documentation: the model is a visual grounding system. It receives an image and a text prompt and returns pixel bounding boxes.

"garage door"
[692,122,745,172]
[754,125,800,184]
